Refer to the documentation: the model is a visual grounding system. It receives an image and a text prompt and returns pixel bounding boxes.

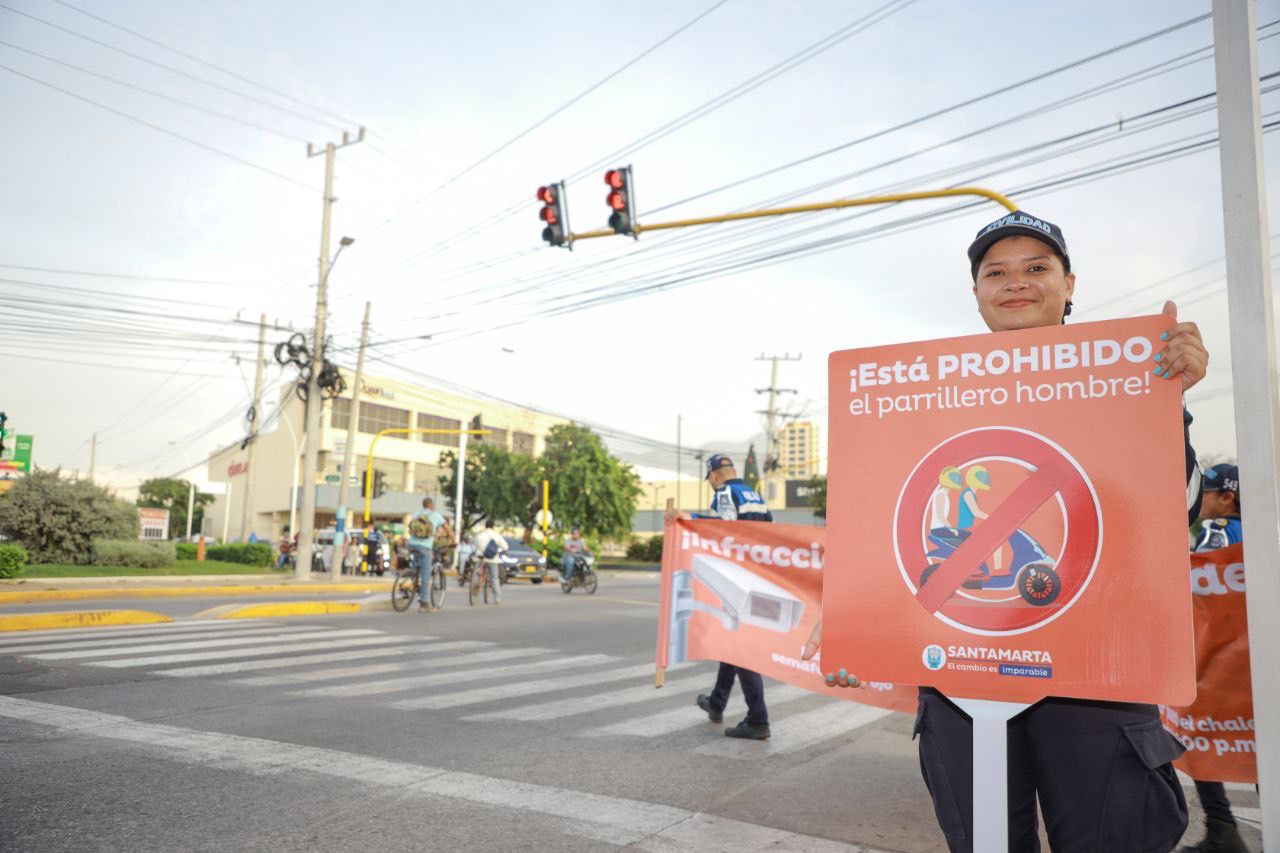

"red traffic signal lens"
[604,169,625,189]
[540,207,559,225]
[607,191,627,211]
[536,185,556,204]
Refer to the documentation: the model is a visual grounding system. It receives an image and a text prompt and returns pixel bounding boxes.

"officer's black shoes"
[696,695,723,723]
[1178,816,1248,853]
[724,720,770,740]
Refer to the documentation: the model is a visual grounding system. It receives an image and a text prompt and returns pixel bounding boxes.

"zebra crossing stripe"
[152,644,426,678]
[23,629,381,661]
[395,661,673,711]
[0,624,321,655]
[235,643,539,687]
[293,653,617,699]
[0,620,266,645]
[90,635,394,668]
[465,671,707,721]
[0,696,873,851]
[693,702,892,758]
[582,685,813,738]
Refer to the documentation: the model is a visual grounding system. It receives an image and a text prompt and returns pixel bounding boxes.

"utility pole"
[755,353,801,502]
[185,479,195,541]
[239,314,266,541]
[335,301,371,546]
[88,433,97,481]
[676,415,682,511]
[295,128,363,582]
[1213,0,1279,841]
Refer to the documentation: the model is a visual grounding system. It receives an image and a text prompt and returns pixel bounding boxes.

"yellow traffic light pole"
[362,428,491,524]
[568,186,1017,243]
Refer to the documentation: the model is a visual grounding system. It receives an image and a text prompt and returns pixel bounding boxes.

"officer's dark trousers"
[1193,779,1235,825]
[915,689,1187,853]
[708,663,768,726]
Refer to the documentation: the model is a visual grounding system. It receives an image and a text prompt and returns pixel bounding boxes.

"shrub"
[644,535,664,562]
[625,538,649,560]
[0,469,140,564]
[90,539,175,569]
[205,542,273,567]
[0,543,28,578]
[175,543,198,561]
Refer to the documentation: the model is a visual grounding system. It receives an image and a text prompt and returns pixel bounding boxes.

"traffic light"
[360,470,371,498]
[604,166,637,237]
[0,411,6,457]
[372,469,386,499]
[537,182,570,248]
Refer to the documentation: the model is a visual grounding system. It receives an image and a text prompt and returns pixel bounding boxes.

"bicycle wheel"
[391,572,416,612]
[469,568,481,606]
[483,571,491,604]
[429,566,447,609]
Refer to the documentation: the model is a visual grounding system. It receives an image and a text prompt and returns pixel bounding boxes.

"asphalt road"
[0,576,1262,852]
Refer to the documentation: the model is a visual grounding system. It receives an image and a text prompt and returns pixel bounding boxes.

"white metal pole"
[222,481,231,543]
[335,301,371,539]
[1212,1,1279,842]
[240,314,266,541]
[676,415,682,511]
[453,430,468,569]
[185,480,194,540]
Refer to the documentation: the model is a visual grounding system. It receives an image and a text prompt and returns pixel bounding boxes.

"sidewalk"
[0,573,392,605]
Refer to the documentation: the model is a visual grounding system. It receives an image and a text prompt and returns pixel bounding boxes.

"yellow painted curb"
[0,583,388,605]
[217,601,363,619]
[0,610,173,632]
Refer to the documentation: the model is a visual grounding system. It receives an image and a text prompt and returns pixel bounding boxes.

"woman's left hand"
[1157,300,1208,392]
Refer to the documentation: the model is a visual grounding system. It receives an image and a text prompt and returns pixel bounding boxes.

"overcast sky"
[2,0,1278,491]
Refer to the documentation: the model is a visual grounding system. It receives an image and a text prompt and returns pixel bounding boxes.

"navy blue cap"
[705,454,734,480]
[968,211,1070,280]
[1204,463,1239,494]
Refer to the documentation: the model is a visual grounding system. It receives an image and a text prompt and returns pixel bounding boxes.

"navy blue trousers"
[708,663,768,726]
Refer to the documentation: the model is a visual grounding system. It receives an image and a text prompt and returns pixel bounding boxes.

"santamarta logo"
[998,664,1053,678]
[922,644,946,671]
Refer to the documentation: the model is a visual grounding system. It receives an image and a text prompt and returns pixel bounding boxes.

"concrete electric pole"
[88,433,97,482]
[334,301,372,547]
[755,353,801,501]
[295,128,363,582]
[239,313,266,541]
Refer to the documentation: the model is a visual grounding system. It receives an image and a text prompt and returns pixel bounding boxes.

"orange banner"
[655,518,916,714]
[1161,542,1256,784]
[824,316,1196,705]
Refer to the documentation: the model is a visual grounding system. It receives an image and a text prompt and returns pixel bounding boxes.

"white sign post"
[1212,1,1279,844]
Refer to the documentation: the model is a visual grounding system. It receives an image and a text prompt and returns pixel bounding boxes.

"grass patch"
[15,561,290,578]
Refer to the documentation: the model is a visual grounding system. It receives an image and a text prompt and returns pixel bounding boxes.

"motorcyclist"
[561,526,592,584]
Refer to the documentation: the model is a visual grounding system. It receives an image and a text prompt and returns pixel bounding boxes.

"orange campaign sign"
[655,517,916,715]
[1162,542,1257,784]
[823,315,1196,705]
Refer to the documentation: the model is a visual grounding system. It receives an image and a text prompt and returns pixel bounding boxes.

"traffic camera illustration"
[667,554,804,664]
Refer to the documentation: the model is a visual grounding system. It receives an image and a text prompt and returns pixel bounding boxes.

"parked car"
[499,541,548,584]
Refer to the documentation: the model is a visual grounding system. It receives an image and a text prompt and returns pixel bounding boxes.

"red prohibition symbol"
[893,427,1102,635]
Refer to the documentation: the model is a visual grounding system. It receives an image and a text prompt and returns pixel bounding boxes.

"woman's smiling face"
[972,235,1076,332]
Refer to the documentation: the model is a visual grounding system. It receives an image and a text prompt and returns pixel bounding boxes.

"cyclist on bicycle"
[472,519,508,605]
[408,498,447,612]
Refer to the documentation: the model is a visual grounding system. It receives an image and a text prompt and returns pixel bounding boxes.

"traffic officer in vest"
[805,211,1208,851]
[1193,463,1241,553]
[667,453,774,739]
[1183,462,1247,853]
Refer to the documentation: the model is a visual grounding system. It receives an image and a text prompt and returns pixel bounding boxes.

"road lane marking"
[693,703,891,758]
[396,662,687,711]
[465,672,707,721]
[293,653,617,698]
[153,645,424,678]
[22,629,380,660]
[0,695,875,851]
[583,685,812,738]
[233,642,516,686]
[0,619,267,644]
[89,635,394,668]
[0,624,320,655]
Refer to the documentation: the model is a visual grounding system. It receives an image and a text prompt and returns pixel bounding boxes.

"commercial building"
[205,370,568,541]
[779,420,820,478]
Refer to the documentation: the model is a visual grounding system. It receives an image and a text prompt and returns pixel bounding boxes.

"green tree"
[437,443,538,532]
[0,469,140,564]
[806,475,828,520]
[137,478,215,539]
[742,444,762,491]
[539,423,641,539]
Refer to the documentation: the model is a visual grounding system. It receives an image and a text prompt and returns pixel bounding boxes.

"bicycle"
[392,550,446,612]
[468,559,498,606]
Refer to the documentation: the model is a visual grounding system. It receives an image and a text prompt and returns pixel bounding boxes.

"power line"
[0,62,315,190]
[0,40,308,142]
[371,0,732,238]
[0,263,259,285]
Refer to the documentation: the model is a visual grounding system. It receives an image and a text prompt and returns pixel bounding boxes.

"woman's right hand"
[801,621,861,689]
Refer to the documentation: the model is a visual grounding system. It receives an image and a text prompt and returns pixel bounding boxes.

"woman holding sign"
[805,211,1209,853]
